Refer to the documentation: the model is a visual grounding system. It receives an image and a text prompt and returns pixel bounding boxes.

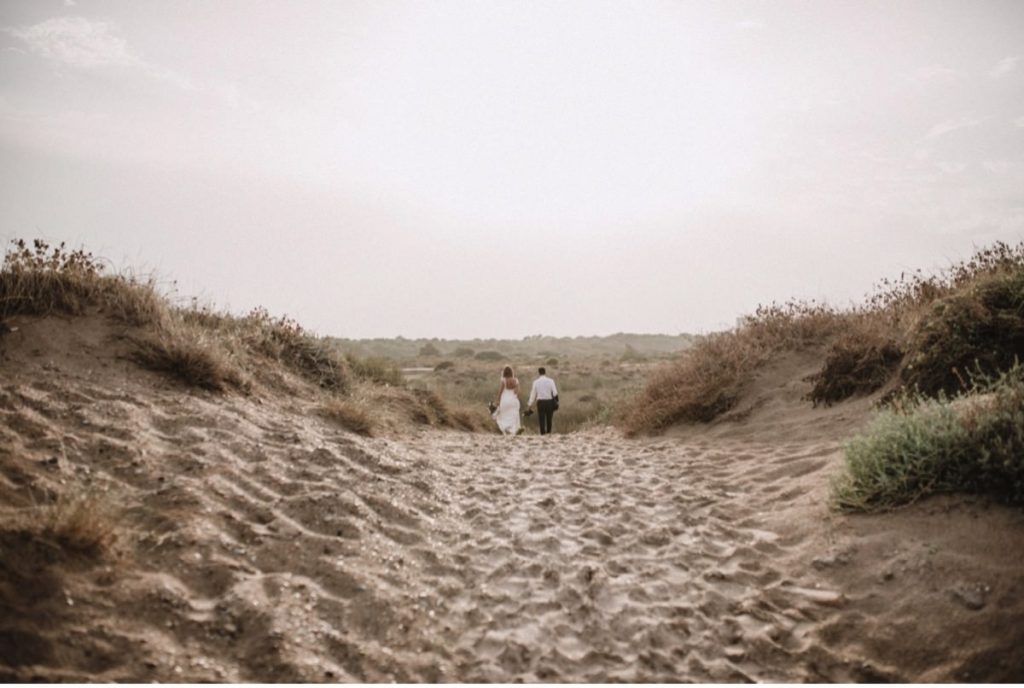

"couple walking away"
[492,366,558,435]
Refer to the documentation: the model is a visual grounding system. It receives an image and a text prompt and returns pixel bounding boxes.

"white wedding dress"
[493,380,521,435]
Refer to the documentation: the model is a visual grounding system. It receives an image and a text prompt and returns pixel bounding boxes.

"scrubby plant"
[131,323,247,392]
[418,342,441,356]
[624,300,850,433]
[901,268,1024,397]
[0,239,166,325]
[239,307,349,392]
[320,398,374,436]
[807,326,903,407]
[40,494,118,558]
[626,242,1024,434]
[346,354,403,386]
[834,364,1024,511]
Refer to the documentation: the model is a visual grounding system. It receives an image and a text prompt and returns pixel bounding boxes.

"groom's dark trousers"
[537,399,555,435]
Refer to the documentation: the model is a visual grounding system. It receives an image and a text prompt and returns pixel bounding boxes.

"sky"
[1,0,1023,339]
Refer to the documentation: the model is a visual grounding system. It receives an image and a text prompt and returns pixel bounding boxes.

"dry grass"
[623,301,851,433]
[1,239,357,396]
[624,241,1024,434]
[2,494,121,560]
[320,398,375,436]
[0,239,167,326]
[131,323,248,392]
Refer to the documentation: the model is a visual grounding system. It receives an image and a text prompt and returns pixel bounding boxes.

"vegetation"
[901,267,1024,397]
[834,365,1024,511]
[333,332,695,361]
[623,300,847,433]
[390,354,664,434]
[0,238,164,325]
[0,239,476,434]
[624,242,1024,434]
[320,398,375,436]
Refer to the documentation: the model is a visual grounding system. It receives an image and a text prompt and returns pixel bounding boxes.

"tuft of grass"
[238,307,349,393]
[320,398,374,436]
[0,239,167,326]
[131,324,247,392]
[833,365,1024,511]
[40,494,118,558]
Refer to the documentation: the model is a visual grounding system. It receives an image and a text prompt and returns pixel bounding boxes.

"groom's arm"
[528,381,537,408]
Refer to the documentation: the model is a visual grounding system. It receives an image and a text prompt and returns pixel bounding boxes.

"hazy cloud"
[983,160,1015,174]
[5,16,140,69]
[925,116,989,139]
[910,65,964,83]
[990,55,1022,78]
[1015,115,1024,128]
[937,161,967,174]
[4,16,193,88]
[736,19,766,31]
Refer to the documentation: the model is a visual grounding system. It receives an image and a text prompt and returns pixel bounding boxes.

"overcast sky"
[1,1,1023,338]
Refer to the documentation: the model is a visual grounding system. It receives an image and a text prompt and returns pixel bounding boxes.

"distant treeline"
[329,333,696,362]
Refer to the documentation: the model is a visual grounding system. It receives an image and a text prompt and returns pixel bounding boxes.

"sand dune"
[2,315,1024,681]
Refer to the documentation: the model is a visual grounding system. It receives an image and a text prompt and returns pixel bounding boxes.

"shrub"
[320,398,374,436]
[833,365,1024,511]
[346,354,403,386]
[626,242,1024,433]
[434,360,454,371]
[474,350,503,362]
[453,347,475,357]
[807,328,903,406]
[902,268,1024,397]
[418,342,441,356]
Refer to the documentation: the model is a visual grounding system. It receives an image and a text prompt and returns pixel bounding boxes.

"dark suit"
[537,399,555,434]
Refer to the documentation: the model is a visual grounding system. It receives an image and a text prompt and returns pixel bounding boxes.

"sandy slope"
[1,315,1023,682]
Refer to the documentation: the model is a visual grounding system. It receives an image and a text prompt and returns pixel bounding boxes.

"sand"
[2,315,1024,682]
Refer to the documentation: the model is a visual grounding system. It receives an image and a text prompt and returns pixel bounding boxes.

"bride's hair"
[502,365,514,378]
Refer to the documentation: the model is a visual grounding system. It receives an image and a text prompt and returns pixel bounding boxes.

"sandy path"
[406,432,851,682]
[1,354,854,682]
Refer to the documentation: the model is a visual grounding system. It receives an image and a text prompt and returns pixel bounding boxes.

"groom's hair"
[538,367,546,375]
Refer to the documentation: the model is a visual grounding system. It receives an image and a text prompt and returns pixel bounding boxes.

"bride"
[492,365,522,435]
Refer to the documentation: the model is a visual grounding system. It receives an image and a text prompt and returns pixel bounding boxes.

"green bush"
[834,365,1024,511]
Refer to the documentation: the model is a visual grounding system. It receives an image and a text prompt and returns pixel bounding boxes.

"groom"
[527,367,558,435]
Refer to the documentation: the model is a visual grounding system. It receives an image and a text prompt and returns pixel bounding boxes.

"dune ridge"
[3,313,1023,682]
